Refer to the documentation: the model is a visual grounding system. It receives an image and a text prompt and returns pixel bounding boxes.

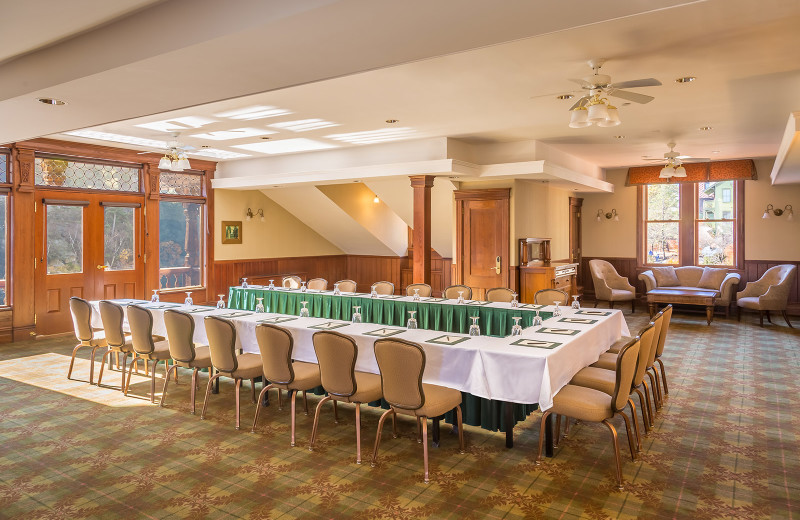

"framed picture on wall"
[221,221,243,244]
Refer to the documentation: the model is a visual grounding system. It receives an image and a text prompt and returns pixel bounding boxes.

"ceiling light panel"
[191,128,276,140]
[64,130,168,149]
[215,105,292,120]
[189,148,251,159]
[268,119,340,132]
[135,116,217,132]
[232,138,337,155]
[326,127,416,144]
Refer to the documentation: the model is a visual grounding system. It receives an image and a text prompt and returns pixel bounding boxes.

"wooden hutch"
[517,238,577,304]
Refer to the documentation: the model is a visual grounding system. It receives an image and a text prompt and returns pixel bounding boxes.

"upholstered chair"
[651,305,673,398]
[443,285,472,300]
[371,338,465,483]
[486,287,515,303]
[67,297,107,384]
[283,275,302,289]
[534,289,569,306]
[307,278,328,291]
[537,337,641,490]
[335,279,358,293]
[125,305,173,403]
[309,331,383,464]
[371,281,395,295]
[589,259,636,312]
[736,264,797,327]
[201,316,263,429]
[96,300,136,391]
[252,324,322,446]
[160,309,213,414]
[405,283,432,298]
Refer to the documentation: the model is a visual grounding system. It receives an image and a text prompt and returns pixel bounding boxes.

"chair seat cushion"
[551,384,613,422]
[394,383,462,418]
[606,336,632,354]
[736,297,762,310]
[591,352,618,371]
[284,361,321,391]
[570,366,615,395]
[609,289,635,301]
[139,340,172,360]
[231,353,263,379]
[176,345,212,368]
[333,371,383,404]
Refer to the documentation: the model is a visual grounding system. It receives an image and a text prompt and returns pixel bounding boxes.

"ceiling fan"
[565,59,662,128]
[643,141,710,178]
[137,133,195,171]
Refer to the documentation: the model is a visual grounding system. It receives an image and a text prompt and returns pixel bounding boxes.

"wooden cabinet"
[518,262,578,304]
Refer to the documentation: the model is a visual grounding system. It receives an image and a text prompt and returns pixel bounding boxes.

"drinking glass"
[333,283,341,296]
[457,291,465,304]
[268,280,275,290]
[216,294,226,309]
[407,310,418,329]
[533,310,543,326]
[510,292,519,308]
[351,305,362,323]
[469,316,480,336]
[241,278,248,289]
[300,281,307,292]
[571,295,580,310]
[511,316,523,336]
[370,287,378,299]
[184,292,193,306]
[255,297,265,313]
[300,301,310,318]
[413,289,421,301]
[553,300,562,317]
[151,289,160,303]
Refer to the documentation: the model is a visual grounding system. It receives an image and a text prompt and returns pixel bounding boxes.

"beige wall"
[581,169,638,258]
[214,189,343,260]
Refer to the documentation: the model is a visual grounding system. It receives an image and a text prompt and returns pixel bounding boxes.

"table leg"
[504,401,514,448]
[648,302,656,318]
[706,305,713,325]
[432,417,440,447]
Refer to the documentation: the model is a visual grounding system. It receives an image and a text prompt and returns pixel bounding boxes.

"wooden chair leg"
[200,373,222,420]
[421,416,430,483]
[150,360,159,404]
[535,410,553,464]
[190,368,198,414]
[370,408,394,467]
[303,390,309,415]
[333,400,339,424]
[355,403,362,464]
[160,364,179,407]
[656,358,669,395]
[251,383,275,433]
[766,310,772,324]
[456,405,465,453]
[235,378,242,430]
[290,390,298,447]
[603,419,624,490]
[96,350,109,386]
[631,299,635,314]
[782,310,793,328]
[620,411,637,461]
[634,388,650,434]
[737,305,741,322]
[628,398,642,452]
[308,396,332,450]
[759,311,764,327]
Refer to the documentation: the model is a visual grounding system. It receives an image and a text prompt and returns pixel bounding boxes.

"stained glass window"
[34,157,140,192]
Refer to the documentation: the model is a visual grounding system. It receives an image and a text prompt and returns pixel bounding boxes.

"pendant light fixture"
[569,92,621,128]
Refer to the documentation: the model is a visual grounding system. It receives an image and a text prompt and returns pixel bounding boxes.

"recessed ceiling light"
[326,127,416,145]
[214,105,292,121]
[385,119,399,123]
[232,138,337,155]
[268,119,339,132]
[136,116,216,132]
[613,135,625,139]
[189,148,251,159]
[261,136,271,140]
[38,97,66,105]
[712,150,721,153]
[675,76,697,83]
[191,127,275,140]
[64,130,168,148]
[201,145,210,148]
[700,126,712,131]
[556,94,574,100]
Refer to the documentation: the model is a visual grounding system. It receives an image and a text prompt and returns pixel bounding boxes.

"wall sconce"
[373,194,380,204]
[596,208,619,222]
[246,208,265,222]
[762,204,793,221]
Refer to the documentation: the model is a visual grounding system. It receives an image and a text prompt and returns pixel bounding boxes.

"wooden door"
[455,189,510,300]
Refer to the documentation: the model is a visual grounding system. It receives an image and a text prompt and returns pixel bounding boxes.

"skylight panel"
[326,127,416,144]
[64,130,168,149]
[189,148,251,159]
[268,119,340,132]
[214,105,293,120]
[190,128,276,140]
[232,138,337,155]
[135,116,217,132]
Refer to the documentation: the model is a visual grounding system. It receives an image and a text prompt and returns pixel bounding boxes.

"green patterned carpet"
[0,310,798,519]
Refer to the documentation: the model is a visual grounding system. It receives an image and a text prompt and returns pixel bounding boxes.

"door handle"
[97,265,108,270]
[489,256,501,274]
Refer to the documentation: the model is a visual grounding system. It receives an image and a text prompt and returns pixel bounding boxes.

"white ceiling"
[4,0,800,173]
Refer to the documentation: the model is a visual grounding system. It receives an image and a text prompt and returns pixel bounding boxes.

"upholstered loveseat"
[639,266,741,316]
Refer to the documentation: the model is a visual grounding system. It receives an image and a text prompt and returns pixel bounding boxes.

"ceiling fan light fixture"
[673,166,687,177]
[659,166,674,178]
[569,107,590,128]
[158,156,171,169]
[586,101,609,122]
[597,105,621,127]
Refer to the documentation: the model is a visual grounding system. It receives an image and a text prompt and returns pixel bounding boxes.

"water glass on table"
[184,292,193,306]
[216,294,226,309]
[469,316,480,336]
[151,290,160,303]
[571,295,580,310]
[241,278,248,289]
[255,297,265,313]
[553,301,562,317]
[300,301,310,318]
[407,310,418,329]
[351,306,362,323]
[511,316,523,336]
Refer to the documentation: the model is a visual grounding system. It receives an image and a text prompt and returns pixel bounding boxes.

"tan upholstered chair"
[371,338,465,483]
[335,279,357,293]
[160,309,213,414]
[96,301,135,391]
[646,305,672,409]
[537,337,641,490]
[736,264,797,327]
[67,297,107,384]
[307,278,328,291]
[486,287,515,303]
[534,289,568,306]
[589,259,636,312]
[252,324,322,446]
[125,305,173,403]
[309,331,383,464]
[371,281,394,295]
[651,305,673,399]
[443,284,472,300]
[283,275,302,289]
[405,283,432,298]
[201,316,263,429]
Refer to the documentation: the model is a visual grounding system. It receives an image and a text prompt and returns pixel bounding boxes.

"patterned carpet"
[0,309,798,519]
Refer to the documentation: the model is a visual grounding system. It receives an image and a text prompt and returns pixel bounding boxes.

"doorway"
[569,196,583,288]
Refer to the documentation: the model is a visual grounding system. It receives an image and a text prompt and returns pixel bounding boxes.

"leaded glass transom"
[0,154,7,184]
[159,171,203,196]
[34,157,140,192]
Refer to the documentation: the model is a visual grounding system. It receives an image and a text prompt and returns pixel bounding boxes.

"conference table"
[91,294,629,453]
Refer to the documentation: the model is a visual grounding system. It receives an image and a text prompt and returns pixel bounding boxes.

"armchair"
[589,259,636,313]
[736,264,796,327]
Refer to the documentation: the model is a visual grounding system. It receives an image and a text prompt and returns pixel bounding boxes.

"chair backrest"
[486,287,514,303]
[69,296,94,342]
[654,304,672,358]
[335,279,357,293]
[283,275,302,289]
[443,284,472,300]
[589,259,618,297]
[164,309,197,363]
[312,330,357,397]
[374,338,426,411]
[255,324,296,385]
[612,338,641,413]
[127,305,156,355]
[405,283,432,297]
[371,281,394,295]
[98,300,127,348]
[632,322,656,386]
[204,316,239,373]
[646,311,665,367]
[307,278,328,291]
[534,289,568,306]
[759,264,797,302]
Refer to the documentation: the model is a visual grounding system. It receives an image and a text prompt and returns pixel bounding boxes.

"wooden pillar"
[410,175,434,284]
[143,163,161,299]
[11,147,36,340]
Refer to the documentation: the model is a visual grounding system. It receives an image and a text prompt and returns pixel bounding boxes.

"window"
[697,181,736,266]
[0,194,6,305]
[47,205,84,274]
[722,188,732,203]
[644,184,680,264]
[34,156,140,192]
[159,200,204,289]
[104,206,135,271]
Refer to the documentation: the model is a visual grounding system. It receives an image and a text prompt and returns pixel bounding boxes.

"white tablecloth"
[90,301,629,411]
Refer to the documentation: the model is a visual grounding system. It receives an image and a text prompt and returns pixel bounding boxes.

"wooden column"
[410,175,434,284]
[11,147,36,339]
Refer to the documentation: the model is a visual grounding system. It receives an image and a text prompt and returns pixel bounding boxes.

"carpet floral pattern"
[0,311,798,519]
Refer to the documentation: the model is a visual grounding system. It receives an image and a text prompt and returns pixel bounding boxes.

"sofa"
[639,266,741,317]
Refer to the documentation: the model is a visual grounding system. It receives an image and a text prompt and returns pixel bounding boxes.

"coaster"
[214,311,252,318]
[258,316,298,324]
[575,310,612,316]
[363,327,406,337]
[421,297,446,303]
[558,317,598,325]
[143,303,181,309]
[511,338,562,349]
[427,335,470,345]
[535,327,581,336]
[308,321,350,330]
[116,299,144,305]
[518,303,544,309]
[378,295,403,300]
[464,300,490,306]
[183,307,214,314]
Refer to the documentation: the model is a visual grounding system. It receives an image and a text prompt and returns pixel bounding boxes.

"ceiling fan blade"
[609,78,662,89]
[643,158,667,161]
[529,89,581,99]
[568,78,592,88]
[608,89,655,104]
[137,151,157,155]
[569,96,590,110]
[681,158,711,163]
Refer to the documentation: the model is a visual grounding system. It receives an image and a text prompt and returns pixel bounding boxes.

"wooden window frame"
[640,183,682,266]
[156,197,207,293]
